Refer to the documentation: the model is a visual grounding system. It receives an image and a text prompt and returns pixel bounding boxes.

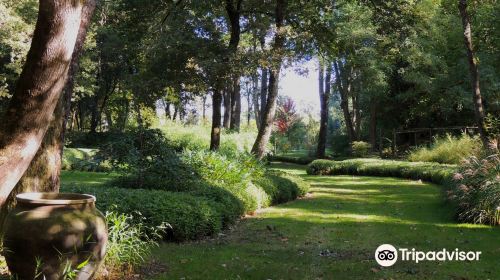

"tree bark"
[230,75,241,131]
[260,68,268,126]
[210,89,223,150]
[333,60,356,143]
[164,101,171,120]
[458,0,489,147]
[316,61,330,158]
[223,89,231,129]
[251,0,287,159]
[252,73,261,129]
[0,0,84,212]
[369,101,377,150]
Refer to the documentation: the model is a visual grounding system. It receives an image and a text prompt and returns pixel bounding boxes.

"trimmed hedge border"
[269,155,316,165]
[62,171,310,242]
[307,159,457,187]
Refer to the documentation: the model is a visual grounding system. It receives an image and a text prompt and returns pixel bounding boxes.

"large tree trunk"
[333,60,356,143]
[210,89,223,150]
[230,75,241,131]
[458,0,489,147]
[0,0,84,213]
[224,0,242,132]
[251,0,286,159]
[316,61,331,158]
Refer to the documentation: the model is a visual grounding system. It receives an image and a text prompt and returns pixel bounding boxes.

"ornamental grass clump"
[449,150,500,225]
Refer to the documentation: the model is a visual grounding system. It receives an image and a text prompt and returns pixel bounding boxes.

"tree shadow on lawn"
[151,175,500,280]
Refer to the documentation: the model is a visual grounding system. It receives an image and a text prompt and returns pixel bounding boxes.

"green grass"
[148,164,500,280]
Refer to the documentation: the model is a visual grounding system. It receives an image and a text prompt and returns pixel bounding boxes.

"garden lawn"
[149,163,500,280]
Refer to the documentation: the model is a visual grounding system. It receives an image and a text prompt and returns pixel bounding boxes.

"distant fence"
[379,126,478,156]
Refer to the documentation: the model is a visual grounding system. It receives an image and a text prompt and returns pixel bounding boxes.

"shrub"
[252,170,310,205]
[62,148,111,172]
[351,141,371,157]
[408,134,481,164]
[449,152,500,225]
[102,211,161,276]
[180,150,265,212]
[307,158,457,187]
[62,184,239,241]
[269,155,316,165]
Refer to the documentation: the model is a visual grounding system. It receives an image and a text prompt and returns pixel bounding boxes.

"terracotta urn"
[2,192,107,280]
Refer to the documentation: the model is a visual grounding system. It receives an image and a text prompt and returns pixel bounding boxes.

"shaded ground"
[149,163,500,280]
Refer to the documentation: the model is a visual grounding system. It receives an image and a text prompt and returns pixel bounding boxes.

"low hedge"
[62,170,310,241]
[307,159,457,187]
[62,184,240,241]
[269,155,316,165]
[252,170,310,206]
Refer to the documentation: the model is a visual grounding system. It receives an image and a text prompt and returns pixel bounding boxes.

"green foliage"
[181,150,264,212]
[408,134,481,164]
[270,155,316,165]
[307,158,457,187]
[63,184,234,241]
[252,170,310,206]
[158,121,257,154]
[449,153,500,225]
[351,141,371,157]
[62,148,111,172]
[104,211,161,273]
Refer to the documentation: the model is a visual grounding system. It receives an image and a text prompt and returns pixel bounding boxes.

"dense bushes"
[62,148,111,172]
[269,155,316,165]
[253,170,310,205]
[307,159,457,186]
[63,184,239,241]
[63,170,309,241]
[351,141,371,157]
[61,127,311,242]
[448,152,500,225]
[408,134,481,164]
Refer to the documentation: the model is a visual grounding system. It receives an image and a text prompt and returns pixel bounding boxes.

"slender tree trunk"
[260,68,268,125]
[223,89,231,129]
[230,75,241,131]
[0,0,84,213]
[316,61,331,158]
[334,60,356,143]
[353,93,361,140]
[202,95,207,121]
[172,105,178,121]
[458,0,489,147]
[210,90,223,150]
[251,0,287,159]
[252,73,261,129]
[369,101,377,150]
[164,101,171,120]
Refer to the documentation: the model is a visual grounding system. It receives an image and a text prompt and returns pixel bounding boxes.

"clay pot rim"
[16,192,96,205]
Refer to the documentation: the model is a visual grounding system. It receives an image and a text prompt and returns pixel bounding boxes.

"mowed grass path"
[149,163,500,280]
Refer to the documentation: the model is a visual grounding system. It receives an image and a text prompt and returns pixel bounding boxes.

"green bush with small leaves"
[307,158,457,187]
[351,141,372,157]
